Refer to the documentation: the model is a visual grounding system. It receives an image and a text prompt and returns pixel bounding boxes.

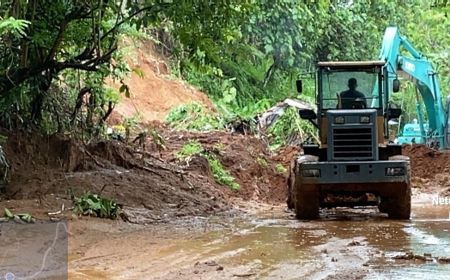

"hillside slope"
[110,40,212,124]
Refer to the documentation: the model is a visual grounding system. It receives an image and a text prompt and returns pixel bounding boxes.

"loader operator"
[339,78,367,109]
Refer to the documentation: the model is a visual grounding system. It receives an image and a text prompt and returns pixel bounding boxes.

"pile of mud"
[403,145,450,190]
[108,39,212,124]
[0,129,292,222]
[403,145,450,178]
[151,129,289,203]
[0,133,231,222]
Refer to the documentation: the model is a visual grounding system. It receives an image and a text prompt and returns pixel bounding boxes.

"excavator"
[288,26,450,219]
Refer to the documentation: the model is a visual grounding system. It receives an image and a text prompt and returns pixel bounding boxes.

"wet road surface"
[143,203,450,279]
[3,195,450,279]
[66,194,450,279]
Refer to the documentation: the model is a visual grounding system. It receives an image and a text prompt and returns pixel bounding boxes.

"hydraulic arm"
[380,27,449,149]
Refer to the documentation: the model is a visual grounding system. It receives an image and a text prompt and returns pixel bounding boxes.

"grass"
[176,141,240,190]
[176,140,203,160]
[275,163,287,174]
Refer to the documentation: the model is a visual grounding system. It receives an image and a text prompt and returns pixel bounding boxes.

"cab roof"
[317,60,386,68]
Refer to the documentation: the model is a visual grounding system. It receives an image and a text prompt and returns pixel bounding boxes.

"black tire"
[387,186,411,219]
[378,197,389,213]
[386,156,411,219]
[294,187,320,220]
[286,161,296,209]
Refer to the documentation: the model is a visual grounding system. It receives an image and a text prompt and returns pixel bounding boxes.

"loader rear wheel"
[295,188,319,220]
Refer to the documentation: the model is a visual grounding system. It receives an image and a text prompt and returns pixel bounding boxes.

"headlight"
[302,169,321,177]
[385,167,405,176]
[334,116,345,124]
[360,116,370,123]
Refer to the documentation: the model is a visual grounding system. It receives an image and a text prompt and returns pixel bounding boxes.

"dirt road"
[1,132,449,279]
[59,192,450,280]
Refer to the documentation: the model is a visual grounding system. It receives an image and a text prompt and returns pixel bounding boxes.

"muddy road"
[63,193,450,280]
[1,135,449,279]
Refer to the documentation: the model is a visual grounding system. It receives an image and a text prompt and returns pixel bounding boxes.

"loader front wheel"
[287,160,296,209]
[295,187,319,220]
[387,184,411,219]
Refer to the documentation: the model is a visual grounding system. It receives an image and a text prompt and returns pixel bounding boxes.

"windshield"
[320,70,381,110]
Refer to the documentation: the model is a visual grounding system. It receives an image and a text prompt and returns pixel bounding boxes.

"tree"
[0,0,245,130]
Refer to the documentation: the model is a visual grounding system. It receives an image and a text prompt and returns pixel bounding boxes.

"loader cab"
[317,61,384,113]
[315,61,387,149]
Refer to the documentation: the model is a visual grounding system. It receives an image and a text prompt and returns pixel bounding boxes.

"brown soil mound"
[148,129,289,203]
[110,40,213,124]
[402,145,450,179]
[0,129,293,222]
[1,133,230,222]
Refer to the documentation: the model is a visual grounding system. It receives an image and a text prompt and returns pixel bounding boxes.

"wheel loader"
[287,27,450,219]
[287,61,411,219]
[288,27,450,220]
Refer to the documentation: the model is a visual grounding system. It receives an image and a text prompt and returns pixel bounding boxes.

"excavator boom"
[380,27,449,149]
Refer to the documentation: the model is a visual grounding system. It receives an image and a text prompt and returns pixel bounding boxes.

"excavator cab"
[288,61,411,220]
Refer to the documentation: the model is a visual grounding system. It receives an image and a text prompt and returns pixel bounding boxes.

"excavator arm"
[380,27,449,149]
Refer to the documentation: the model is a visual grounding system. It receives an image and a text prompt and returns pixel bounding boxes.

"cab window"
[321,70,381,110]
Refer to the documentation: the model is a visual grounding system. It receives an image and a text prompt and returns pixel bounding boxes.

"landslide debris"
[0,128,291,222]
[0,132,230,222]
[149,128,289,203]
[403,145,450,190]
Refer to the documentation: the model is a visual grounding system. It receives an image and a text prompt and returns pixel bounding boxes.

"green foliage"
[0,17,30,38]
[0,0,447,147]
[268,107,318,150]
[243,1,314,69]
[166,102,225,131]
[0,0,245,132]
[204,154,240,191]
[176,140,203,160]
[3,208,35,223]
[149,129,166,150]
[175,140,240,190]
[0,144,9,185]
[275,163,287,174]
[256,156,268,167]
[73,193,120,219]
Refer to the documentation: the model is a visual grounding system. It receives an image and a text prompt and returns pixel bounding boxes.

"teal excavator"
[381,27,450,149]
[288,27,450,220]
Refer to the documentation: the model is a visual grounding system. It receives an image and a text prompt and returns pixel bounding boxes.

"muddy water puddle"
[48,200,450,279]
[144,203,450,279]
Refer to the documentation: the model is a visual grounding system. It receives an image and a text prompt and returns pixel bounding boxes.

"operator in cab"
[339,78,367,109]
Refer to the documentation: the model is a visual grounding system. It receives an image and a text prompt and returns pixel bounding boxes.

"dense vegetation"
[0,0,449,144]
